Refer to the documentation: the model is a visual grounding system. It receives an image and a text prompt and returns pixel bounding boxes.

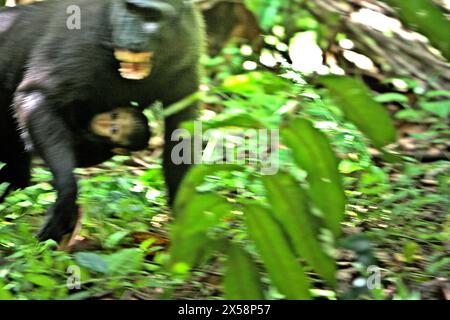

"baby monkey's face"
[89,107,150,153]
[90,107,136,146]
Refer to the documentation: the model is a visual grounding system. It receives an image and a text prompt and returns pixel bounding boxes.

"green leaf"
[263,172,337,287]
[24,274,57,288]
[0,287,13,300]
[105,231,129,249]
[74,252,108,274]
[174,164,239,213]
[339,159,364,174]
[424,90,450,98]
[420,100,450,118]
[182,113,265,135]
[103,248,144,276]
[244,1,282,31]
[170,193,233,268]
[224,244,265,300]
[282,118,345,236]
[426,257,450,274]
[395,109,428,121]
[403,242,419,263]
[205,113,265,130]
[375,93,409,104]
[318,75,397,149]
[244,204,311,299]
[222,71,293,95]
[170,164,239,269]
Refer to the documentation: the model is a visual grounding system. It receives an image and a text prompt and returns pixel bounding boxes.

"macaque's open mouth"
[114,49,154,80]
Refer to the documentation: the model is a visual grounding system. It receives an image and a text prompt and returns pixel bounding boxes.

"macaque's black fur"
[0,0,204,241]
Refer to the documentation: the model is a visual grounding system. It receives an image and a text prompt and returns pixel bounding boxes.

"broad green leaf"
[74,252,108,274]
[375,93,409,104]
[424,90,450,98]
[222,71,293,95]
[171,193,233,268]
[245,0,282,30]
[174,164,239,213]
[244,204,311,299]
[263,173,336,287]
[0,287,13,300]
[426,257,450,274]
[403,242,419,263]
[24,274,57,288]
[383,0,450,60]
[339,159,364,174]
[205,113,265,130]
[104,231,129,249]
[0,182,8,198]
[319,75,397,149]
[181,113,265,135]
[103,248,144,276]
[170,164,238,269]
[224,244,265,300]
[282,118,345,236]
[420,100,450,118]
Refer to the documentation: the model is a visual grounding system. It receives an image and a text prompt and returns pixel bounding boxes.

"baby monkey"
[0,107,150,207]
[73,107,151,167]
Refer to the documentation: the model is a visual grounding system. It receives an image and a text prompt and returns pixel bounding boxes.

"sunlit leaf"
[319,75,397,149]
[24,274,57,288]
[103,248,144,276]
[420,100,450,118]
[104,231,129,249]
[74,252,108,274]
[244,204,311,299]
[263,172,337,286]
[224,244,265,299]
[375,93,409,104]
[170,193,233,268]
[181,113,265,135]
[282,118,345,236]
[222,71,293,95]
[244,0,282,31]
[174,164,239,213]
[0,287,13,300]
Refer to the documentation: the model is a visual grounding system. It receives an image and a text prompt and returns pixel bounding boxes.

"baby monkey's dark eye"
[111,126,119,135]
[111,112,119,120]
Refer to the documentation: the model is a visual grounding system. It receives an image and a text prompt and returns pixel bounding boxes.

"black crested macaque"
[1,106,151,201]
[0,0,204,242]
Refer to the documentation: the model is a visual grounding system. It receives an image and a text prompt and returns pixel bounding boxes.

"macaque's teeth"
[114,49,154,63]
[115,49,153,80]
[119,62,152,80]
